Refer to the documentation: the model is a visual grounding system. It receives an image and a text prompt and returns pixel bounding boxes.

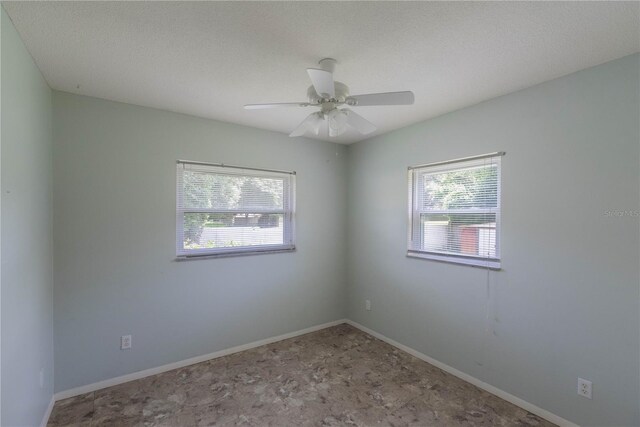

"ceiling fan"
[244,58,415,138]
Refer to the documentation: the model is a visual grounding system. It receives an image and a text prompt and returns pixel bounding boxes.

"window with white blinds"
[408,153,503,269]
[176,161,295,258]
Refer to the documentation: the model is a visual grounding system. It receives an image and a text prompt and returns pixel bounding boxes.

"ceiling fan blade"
[244,102,310,110]
[347,91,414,106]
[307,68,335,98]
[289,112,322,137]
[344,109,377,135]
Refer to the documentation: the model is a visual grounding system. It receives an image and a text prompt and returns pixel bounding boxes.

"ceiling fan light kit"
[244,58,415,138]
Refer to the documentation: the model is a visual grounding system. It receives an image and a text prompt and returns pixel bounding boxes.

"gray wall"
[31,40,639,426]
[1,7,54,426]
[52,92,348,392]
[346,54,640,426]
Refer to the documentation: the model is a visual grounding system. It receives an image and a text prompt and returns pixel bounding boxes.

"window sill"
[176,246,295,261]
[407,251,501,270]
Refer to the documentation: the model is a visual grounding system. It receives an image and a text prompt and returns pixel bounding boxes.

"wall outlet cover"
[121,335,132,350]
[578,378,592,399]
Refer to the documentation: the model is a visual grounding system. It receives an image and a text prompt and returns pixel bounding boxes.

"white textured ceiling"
[3,1,639,144]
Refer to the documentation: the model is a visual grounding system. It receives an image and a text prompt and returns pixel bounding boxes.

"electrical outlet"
[365,299,371,311]
[578,378,592,399]
[121,335,132,350]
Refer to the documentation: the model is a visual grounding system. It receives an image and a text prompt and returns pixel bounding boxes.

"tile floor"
[48,324,555,426]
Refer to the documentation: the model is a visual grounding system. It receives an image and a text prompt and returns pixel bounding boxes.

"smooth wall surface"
[1,7,54,426]
[346,54,640,426]
[52,92,348,392]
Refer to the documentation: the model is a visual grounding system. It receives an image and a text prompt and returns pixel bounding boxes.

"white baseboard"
[53,317,577,427]
[54,318,347,401]
[40,395,55,427]
[345,320,578,427]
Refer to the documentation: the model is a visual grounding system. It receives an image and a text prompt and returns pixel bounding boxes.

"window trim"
[407,152,504,269]
[176,161,296,260]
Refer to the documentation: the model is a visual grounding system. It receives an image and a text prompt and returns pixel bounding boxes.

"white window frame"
[407,152,503,269]
[176,160,296,259]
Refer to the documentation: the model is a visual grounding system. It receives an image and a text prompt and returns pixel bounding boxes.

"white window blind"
[408,153,503,269]
[176,161,295,258]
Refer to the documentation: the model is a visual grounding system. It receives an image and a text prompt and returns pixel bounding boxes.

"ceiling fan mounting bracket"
[318,58,337,73]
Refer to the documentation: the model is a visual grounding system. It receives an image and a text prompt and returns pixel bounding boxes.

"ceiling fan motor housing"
[307,81,350,110]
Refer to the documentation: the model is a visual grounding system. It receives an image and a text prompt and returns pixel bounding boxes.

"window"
[408,152,503,269]
[176,161,295,258]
